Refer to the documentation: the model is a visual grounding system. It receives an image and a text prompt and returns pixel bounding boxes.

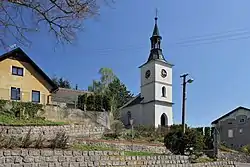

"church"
[120,16,174,128]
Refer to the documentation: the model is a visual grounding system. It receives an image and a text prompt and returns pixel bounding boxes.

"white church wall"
[120,104,142,126]
[155,103,173,127]
[142,102,155,126]
[155,62,172,84]
[140,61,155,85]
[155,82,172,102]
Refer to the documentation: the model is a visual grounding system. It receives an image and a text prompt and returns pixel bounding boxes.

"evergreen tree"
[52,76,71,89]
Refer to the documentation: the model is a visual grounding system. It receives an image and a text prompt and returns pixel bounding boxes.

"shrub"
[94,94,102,111]
[134,125,156,138]
[132,125,169,142]
[164,124,204,155]
[110,120,124,138]
[86,95,95,111]
[77,94,87,110]
[241,145,250,154]
[102,95,110,111]
[0,100,43,119]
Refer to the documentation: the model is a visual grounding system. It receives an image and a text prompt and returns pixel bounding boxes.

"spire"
[147,10,166,63]
[152,10,160,36]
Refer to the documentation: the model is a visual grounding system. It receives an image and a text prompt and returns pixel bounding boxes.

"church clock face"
[145,70,151,79]
[161,69,167,78]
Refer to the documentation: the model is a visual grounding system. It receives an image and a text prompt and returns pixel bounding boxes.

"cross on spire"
[155,8,158,23]
[152,8,160,37]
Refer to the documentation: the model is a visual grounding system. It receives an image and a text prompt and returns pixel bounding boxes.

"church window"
[162,86,166,97]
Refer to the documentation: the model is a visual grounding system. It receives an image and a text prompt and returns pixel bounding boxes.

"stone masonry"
[218,151,250,163]
[0,149,238,167]
[0,124,105,139]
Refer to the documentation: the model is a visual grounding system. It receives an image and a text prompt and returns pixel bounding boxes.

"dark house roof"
[0,47,58,92]
[120,93,144,109]
[52,88,92,104]
[211,106,250,124]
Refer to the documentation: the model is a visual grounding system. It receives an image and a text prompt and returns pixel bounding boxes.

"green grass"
[72,144,159,156]
[124,151,158,156]
[72,144,117,151]
[0,114,66,126]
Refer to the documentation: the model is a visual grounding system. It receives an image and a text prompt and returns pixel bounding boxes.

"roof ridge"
[211,106,250,124]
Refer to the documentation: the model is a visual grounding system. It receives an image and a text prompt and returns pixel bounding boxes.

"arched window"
[162,86,166,97]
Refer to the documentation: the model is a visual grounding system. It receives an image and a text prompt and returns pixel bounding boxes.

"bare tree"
[0,0,114,48]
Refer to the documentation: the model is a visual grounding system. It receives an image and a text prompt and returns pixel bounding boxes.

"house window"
[240,118,245,123]
[162,86,166,97]
[11,87,20,100]
[12,66,23,76]
[32,90,40,103]
[228,129,233,138]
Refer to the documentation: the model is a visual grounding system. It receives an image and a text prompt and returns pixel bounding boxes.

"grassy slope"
[72,144,159,156]
[0,114,66,126]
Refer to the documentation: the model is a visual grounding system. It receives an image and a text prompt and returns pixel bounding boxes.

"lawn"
[0,114,66,126]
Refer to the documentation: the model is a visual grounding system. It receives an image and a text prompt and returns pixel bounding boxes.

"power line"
[179,34,250,48]
[176,30,250,45]
[176,28,249,42]
[81,28,250,55]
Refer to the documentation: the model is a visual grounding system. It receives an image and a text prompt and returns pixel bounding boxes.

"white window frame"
[228,129,233,138]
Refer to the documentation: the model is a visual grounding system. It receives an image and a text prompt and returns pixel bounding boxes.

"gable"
[211,106,250,124]
[0,48,58,92]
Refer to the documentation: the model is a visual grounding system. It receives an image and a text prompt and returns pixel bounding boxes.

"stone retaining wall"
[218,150,250,163]
[79,139,169,154]
[0,149,237,167]
[0,124,105,139]
[44,106,110,129]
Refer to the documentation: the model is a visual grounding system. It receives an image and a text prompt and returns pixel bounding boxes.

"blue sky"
[1,0,250,127]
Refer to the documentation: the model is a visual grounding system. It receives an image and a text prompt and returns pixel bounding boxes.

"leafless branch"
[0,0,115,48]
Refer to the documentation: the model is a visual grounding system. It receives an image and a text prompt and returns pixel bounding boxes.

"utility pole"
[180,73,193,134]
[181,74,188,134]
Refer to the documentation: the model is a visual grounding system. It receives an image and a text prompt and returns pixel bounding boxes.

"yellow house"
[0,48,58,105]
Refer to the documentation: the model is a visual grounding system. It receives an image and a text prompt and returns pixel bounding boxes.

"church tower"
[139,16,173,127]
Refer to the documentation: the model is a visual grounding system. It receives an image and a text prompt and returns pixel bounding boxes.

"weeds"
[21,129,33,148]
[34,133,46,149]
[50,132,69,149]
[5,136,20,149]
[0,129,70,149]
